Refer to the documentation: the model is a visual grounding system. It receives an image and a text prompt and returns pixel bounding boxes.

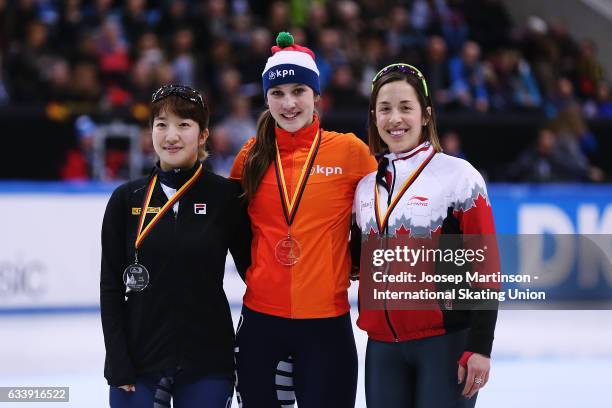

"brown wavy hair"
[367,70,442,155]
[241,110,277,201]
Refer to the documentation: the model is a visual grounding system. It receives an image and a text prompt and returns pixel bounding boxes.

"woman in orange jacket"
[229,32,377,407]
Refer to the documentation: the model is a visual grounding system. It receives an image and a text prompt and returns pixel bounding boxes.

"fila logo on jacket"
[354,145,494,238]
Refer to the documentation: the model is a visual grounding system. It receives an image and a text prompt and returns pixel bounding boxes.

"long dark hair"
[241,109,276,201]
[367,70,442,155]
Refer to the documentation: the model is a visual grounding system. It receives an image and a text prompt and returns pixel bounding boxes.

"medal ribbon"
[374,150,436,234]
[135,163,203,249]
[273,129,321,226]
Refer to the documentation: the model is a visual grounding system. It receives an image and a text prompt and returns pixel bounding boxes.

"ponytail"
[242,110,277,201]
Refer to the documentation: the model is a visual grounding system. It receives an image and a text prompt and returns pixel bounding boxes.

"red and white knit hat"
[262,32,320,95]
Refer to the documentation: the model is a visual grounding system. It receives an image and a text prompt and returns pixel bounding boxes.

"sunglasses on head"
[371,63,429,97]
[151,84,205,108]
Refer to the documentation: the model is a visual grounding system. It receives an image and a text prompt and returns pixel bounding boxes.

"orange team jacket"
[230,116,377,318]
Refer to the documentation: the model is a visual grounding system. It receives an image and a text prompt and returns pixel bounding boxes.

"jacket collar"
[275,115,320,152]
[384,141,432,163]
[155,160,201,189]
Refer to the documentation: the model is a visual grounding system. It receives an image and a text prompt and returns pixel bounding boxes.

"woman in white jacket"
[353,64,499,408]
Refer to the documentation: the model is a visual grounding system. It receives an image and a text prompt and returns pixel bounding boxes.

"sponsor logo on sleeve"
[132,207,161,215]
[194,203,207,215]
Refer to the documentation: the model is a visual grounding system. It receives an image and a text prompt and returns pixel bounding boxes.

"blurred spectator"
[121,0,153,43]
[385,4,426,62]
[229,13,253,52]
[0,0,8,54]
[410,0,434,32]
[237,27,271,104]
[324,64,368,112]
[551,105,601,171]
[7,19,53,103]
[45,57,73,102]
[129,59,158,104]
[204,0,230,39]
[60,114,96,180]
[8,0,40,43]
[547,18,578,79]
[305,2,328,44]
[267,1,290,35]
[82,0,117,29]
[519,15,559,99]
[139,124,156,172]
[440,130,466,159]
[422,35,450,108]
[546,76,578,118]
[448,41,489,112]
[357,32,386,98]
[506,127,590,182]
[438,0,469,56]
[157,0,189,32]
[157,0,193,45]
[96,18,130,81]
[219,96,256,153]
[207,125,236,177]
[213,67,243,116]
[583,81,612,118]
[71,61,103,108]
[70,31,99,65]
[0,55,8,105]
[170,28,197,87]
[575,40,604,99]
[315,28,348,91]
[206,37,236,97]
[56,0,85,51]
[488,49,542,111]
[331,1,362,61]
[461,0,511,54]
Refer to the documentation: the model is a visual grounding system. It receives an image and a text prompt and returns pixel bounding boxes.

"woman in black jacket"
[100,84,251,408]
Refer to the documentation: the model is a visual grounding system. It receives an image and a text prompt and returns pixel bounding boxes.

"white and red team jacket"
[353,141,499,357]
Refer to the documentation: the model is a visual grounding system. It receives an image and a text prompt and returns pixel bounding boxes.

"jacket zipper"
[172,196,180,366]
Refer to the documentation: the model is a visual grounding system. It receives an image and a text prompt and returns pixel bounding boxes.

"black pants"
[109,370,233,408]
[365,330,478,408]
[235,306,358,408]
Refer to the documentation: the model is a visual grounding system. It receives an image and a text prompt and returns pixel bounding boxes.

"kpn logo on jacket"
[310,164,343,176]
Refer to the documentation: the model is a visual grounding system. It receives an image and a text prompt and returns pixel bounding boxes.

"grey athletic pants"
[365,330,478,408]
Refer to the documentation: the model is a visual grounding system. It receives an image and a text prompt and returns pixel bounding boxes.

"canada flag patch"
[194,203,207,215]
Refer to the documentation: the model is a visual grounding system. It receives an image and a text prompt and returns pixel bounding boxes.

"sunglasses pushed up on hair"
[371,63,429,97]
[151,84,205,108]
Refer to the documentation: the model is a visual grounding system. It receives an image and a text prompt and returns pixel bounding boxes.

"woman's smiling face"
[375,80,430,153]
[267,83,317,132]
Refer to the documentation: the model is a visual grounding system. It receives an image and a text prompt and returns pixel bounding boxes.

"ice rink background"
[2,299,611,407]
